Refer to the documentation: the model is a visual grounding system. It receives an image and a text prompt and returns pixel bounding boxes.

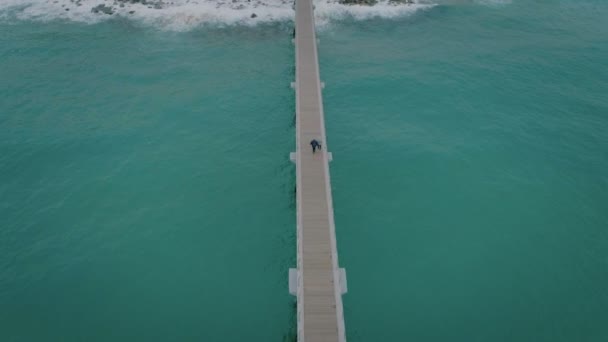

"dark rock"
[108,0,167,11]
[129,10,135,13]
[339,0,377,5]
[91,4,114,14]
[251,13,257,18]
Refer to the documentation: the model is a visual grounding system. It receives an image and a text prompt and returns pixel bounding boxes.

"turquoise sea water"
[1,1,608,341]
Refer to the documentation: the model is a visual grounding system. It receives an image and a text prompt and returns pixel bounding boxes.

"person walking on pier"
[310,139,322,153]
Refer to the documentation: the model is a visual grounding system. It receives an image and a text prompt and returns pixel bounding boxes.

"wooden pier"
[289,0,347,341]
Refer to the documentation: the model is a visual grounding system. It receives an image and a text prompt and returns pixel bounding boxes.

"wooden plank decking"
[291,0,347,341]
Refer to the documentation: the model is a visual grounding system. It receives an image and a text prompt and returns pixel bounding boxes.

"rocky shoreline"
[87,0,417,17]
[89,0,172,15]
[339,0,415,5]
[88,0,285,16]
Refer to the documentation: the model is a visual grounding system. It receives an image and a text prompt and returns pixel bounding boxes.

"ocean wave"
[0,0,433,30]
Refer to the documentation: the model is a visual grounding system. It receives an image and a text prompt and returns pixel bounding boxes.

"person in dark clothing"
[310,139,322,153]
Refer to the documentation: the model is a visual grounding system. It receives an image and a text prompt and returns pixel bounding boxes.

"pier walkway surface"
[289,0,347,341]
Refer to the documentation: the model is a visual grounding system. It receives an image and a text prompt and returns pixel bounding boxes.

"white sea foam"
[315,1,432,25]
[0,0,433,30]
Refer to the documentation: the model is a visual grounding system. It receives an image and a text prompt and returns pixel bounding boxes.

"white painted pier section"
[289,0,347,341]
